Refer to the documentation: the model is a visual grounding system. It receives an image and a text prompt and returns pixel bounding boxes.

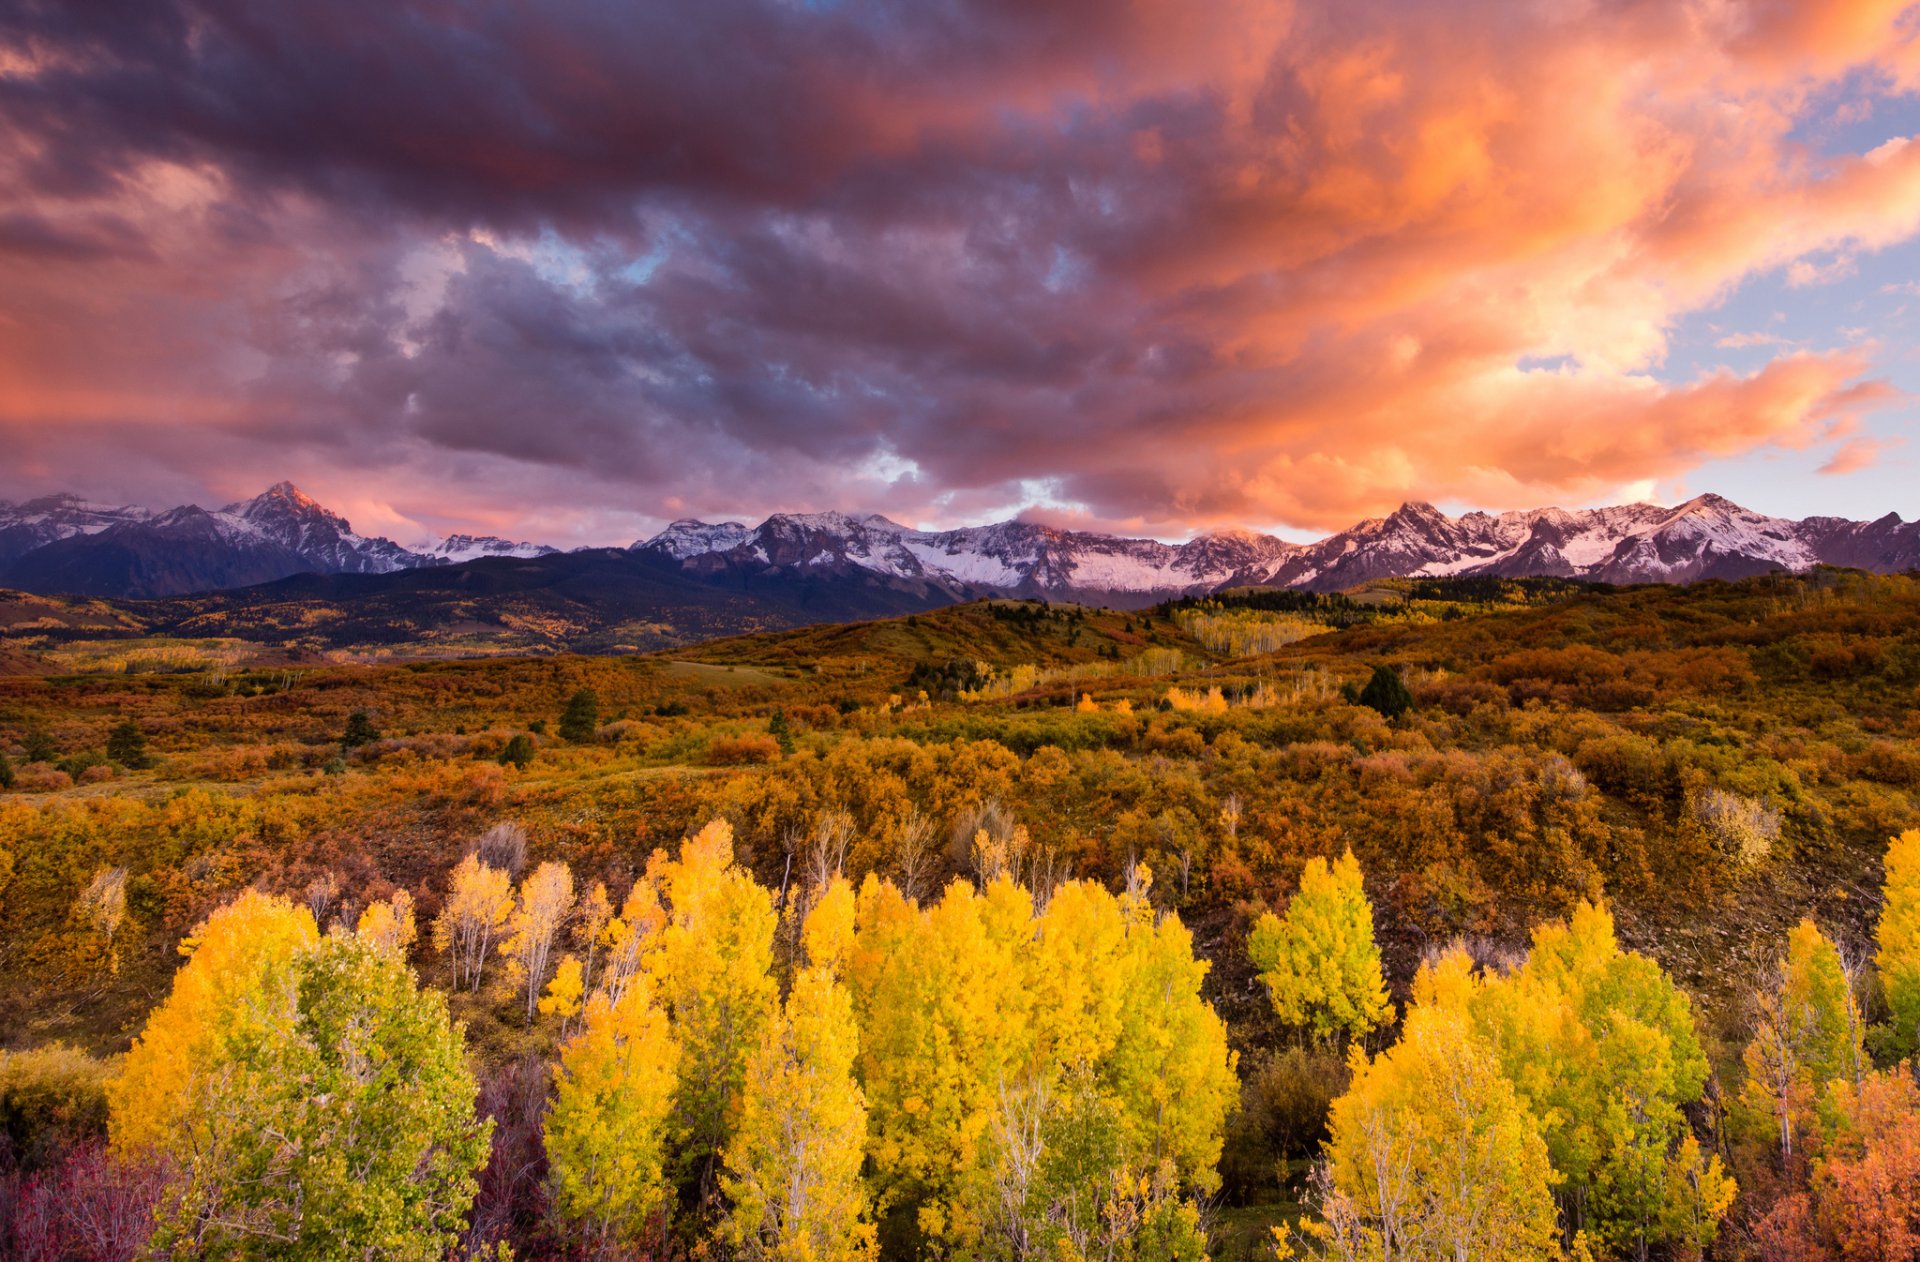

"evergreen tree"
[1356,665,1413,719]
[1247,850,1393,1042]
[105,720,151,770]
[1876,829,1920,1055]
[559,688,600,743]
[341,708,379,749]
[0,748,12,790]
[499,732,536,769]
[22,727,57,764]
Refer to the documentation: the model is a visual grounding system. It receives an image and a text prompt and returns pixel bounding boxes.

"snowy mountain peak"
[423,534,559,564]
[640,519,756,560]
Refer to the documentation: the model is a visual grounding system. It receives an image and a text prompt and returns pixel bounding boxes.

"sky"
[4,1,1920,548]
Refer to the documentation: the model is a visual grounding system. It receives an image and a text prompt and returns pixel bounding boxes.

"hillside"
[2,569,1915,1254]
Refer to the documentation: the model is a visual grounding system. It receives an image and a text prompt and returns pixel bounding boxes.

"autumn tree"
[546,975,682,1253]
[1318,951,1559,1261]
[1472,902,1733,1258]
[73,866,128,975]
[847,873,1037,1253]
[1247,850,1393,1042]
[433,853,514,992]
[357,888,418,956]
[997,869,1235,1259]
[1737,919,1868,1168]
[723,878,875,1261]
[1877,829,1920,1056]
[634,819,780,1180]
[112,896,488,1259]
[503,860,576,1022]
[1753,1065,1920,1262]
[108,889,317,1157]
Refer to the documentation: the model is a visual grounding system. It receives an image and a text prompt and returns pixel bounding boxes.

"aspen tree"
[432,853,514,991]
[108,889,317,1157]
[503,860,576,1021]
[1248,849,1392,1042]
[546,976,681,1251]
[723,878,875,1261]
[1876,829,1920,1054]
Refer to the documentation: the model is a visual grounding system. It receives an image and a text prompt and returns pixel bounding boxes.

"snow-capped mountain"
[0,493,153,568]
[640,495,1920,603]
[4,483,1917,603]
[420,534,559,564]
[1,483,459,598]
[219,482,422,575]
[637,513,1300,602]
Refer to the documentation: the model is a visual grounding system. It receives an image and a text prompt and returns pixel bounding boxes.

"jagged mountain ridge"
[1,483,1916,603]
[0,483,553,598]
[640,494,1920,601]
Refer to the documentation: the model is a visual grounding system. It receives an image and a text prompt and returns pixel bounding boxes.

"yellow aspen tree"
[846,873,1036,1253]
[356,888,417,956]
[1247,849,1393,1042]
[1736,918,1867,1166]
[1876,829,1920,1055]
[637,819,779,1175]
[503,860,576,1022]
[74,866,128,975]
[1110,866,1239,1195]
[1472,902,1731,1258]
[545,976,682,1252]
[574,879,614,995]
[144,931,490,1260]
[540,955,586,1033]
[723,880,875,1261]
[108,889,317,1157]
[431,853,514,992]
[1320,950,1559,1261]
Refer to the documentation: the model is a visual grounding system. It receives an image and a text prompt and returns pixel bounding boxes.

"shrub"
[499,734,536,770]
[0,1044,112,1173]
[708,733,781,765]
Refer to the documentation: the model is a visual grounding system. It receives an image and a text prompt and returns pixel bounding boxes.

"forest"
[1,568,1918,1260]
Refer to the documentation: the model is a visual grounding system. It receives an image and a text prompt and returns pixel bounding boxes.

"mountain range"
[634,494,1920,600]
[0,483,553,599]
[1,484,1916,651]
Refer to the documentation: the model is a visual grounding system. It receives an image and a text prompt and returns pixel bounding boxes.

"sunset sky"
[5,0,1920,546]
